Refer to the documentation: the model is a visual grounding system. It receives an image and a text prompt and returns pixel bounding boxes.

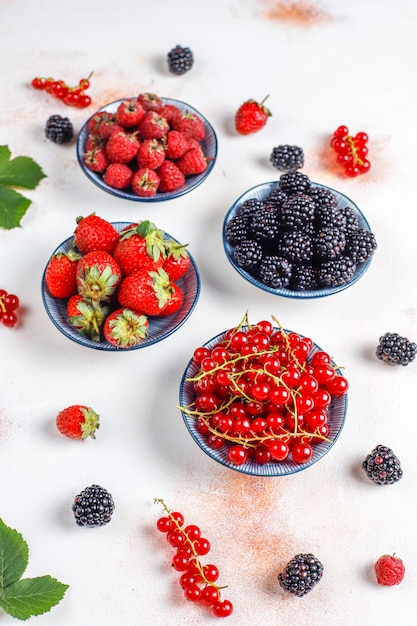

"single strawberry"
[115,98,146,127]
[56,404,100,440]
[137,92,164,112]
[160,103,182,124]
[105,130,140,163]
[103,307,149,348]
[162,241,191,280]
[117,267,175,316]
[375,554,405,586]
[98,117,124,139]
[176,147,207,175]
[138,111,170,140]
[156,160,185,193]
[45,249,81,299]
[67,294,110,341]
[83,147,110,173]
[74,214,120,255]
[131,167,160,197]
[76,250,121,305]
[164,130,190,160]
[158,282,183,317]
[137,138,166,170]
[235,95,271,135]
[103,163,134,189]
[113,220,167,276]
[171,111,205,141]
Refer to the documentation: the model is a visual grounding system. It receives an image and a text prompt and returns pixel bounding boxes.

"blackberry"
[264,188,288,209]
[233,240,263,271]
[257,255,292,289]
[278,231,314,264]
[314,226,346,260]
[167,45,194,75]
[291,264,319,291]
[346,228,377,264]
[307,186,338,210]
[225,214,250,245]
[270,144,304,171]
[318,256,356,287]
[339,205,359,235]
[280,194,315,232]
[278,553,324,597]
[279,171,311,196]
[250,206,281,241]
[238,197,264,219]
[45,115,73,144]
[72,484,115,527]
[362,445,403,485]
[313,204,347,231]
[376,332,417,366]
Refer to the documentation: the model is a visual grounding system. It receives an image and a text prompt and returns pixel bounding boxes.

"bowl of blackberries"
[223,170,377,298]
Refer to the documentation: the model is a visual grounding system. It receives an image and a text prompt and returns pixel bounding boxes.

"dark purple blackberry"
[291,264,319,291]
[72,484,115,527]
[317,255,356,287]
[313,226,346,260]
[278,231,314,264]
[233,240,263,271]
[376,332,417,366]
[313,205,346,231]
[45,115,73,144]
[257,255,292,288]
[167,45,194,75]
[339,205,359,235]
[250,206,281,241]
[362,445,403,485]
[225,214,250,245]
[264,188,288,209]
[307,186,338,210]
[238,197,264,218]
[280,194,315,232]
[270,144,304,171]
[279,171,311,196]
[346,228,377,263]
[278,553,324,597]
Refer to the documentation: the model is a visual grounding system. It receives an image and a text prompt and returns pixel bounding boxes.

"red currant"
[31,77,45,89]
[291,441,313,464]
[269,440,289,461]
[202,564,219,582]
[228,445,248,465]
[184,583,202,602]
[194,537,211,556]
[156,516,173,533]
[200,585,220,606]
[212,599,233,618]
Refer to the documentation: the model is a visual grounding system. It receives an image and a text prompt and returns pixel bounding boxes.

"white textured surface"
[1,1,417,624]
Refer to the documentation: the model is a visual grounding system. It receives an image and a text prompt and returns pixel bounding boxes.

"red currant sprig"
[154,498,233,618]
[31,72,93,108]
[0,289,20,327]
[330,125,370,177]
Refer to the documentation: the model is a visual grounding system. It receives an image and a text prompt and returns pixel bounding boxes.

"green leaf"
[0,576,69,621]
[0,187,31,229]
[0,147,46,190]
[0,518,28,589]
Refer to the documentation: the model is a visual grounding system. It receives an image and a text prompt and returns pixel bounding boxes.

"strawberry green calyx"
[121,219,167,262]
[77,264,120,304]
[164,239,189,260]
[150,267,175,309]
[80,407,100,439]
[105,308,149,348]
[68,298,109,342]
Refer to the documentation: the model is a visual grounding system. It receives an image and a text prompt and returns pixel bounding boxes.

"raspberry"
[375,554,405,586]
[270,144,304,171]
[233,240,263,271]
[105,131,140,163]
[278,553,324,597]
[362,445,403,485]
[167,45,194,75]
[103,163,133,189]
[376,332,417,366]
[156,160,185,193]
[257,255,292,288]
[72,484,115,527]
[131,168,160,198]
[45,115,73,144]
[164,130,190,160]
[176,148,207,175]
[136,138,166,170]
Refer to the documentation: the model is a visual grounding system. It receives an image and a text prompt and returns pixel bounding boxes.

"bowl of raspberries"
[76,93,218,201]
[223,171,377,298]
[42,214,200,350]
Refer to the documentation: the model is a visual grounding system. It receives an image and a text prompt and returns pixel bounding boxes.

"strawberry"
[115,98,146,127]
[164,130,190,160]
[105,130,140,163]
[137,138,166,170]
[117,267,175,316]
[76,250,121,305]
[162,241,191,280]
[113,220,167,276]
[156,160,185,193]
[137,92,164,112]
[158,282,183,317]
[176,147,207,175]
[67,294,109,341]
[45,249,81,299]
[171,111,205,141]
[56,404,100,440]
[138,111,170,140]
[74,213,120,255]
[103,307,149,348]
[235,95,271,135]
[131,167,160,197]
[103,163,134,189]
[83,147,109,173]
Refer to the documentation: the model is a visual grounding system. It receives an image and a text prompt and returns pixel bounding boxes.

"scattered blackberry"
[376,332,417,366]
[291,264,319,291]
[270,144,304,171]
[72,484,115,527]
[339,205,359,235]
[279,171,311,196]
[264,188,288,209]
[346,228,377,263]
[314,226,346,260]
[225,214,250,245]
[233,239,263,271]
[257,256,292,288]
[238,197,264,219]
[278,231,314,264]
[45,115,73,144]
[278,553,324,597]
[362,445,403,485]
[318,255,356,287]
[250,206,281,241]
[167,45,194,75]
[280,194,315,232]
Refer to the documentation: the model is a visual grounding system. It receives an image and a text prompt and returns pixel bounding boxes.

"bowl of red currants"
[178,314,348,477]
[76,93,218,202]
[223,173,377,299]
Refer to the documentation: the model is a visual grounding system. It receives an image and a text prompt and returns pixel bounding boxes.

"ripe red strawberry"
[113,220,167,276]
[76,250,121,304]
[137,92,163,112]
[156,160,185,193]
[158,282,183,317]
[56,404,100,440]
[103,163,134,189]
[176,147,207,175]
[45,249,81,299]
[171,111,205,141]
[131,167,160,197]
[138,111,170,140]
[115,98,146,127]
[67,294,109,341]
[74,214,120,255]
[137,139,166,170]
[235,96,271,135]
[83,147,109,173]
[375,554,405,586]
[98,117,124,139]
[164,130,190,160]
[162,242,191,280]
[105,131,140,163]
[117,267,175,316]
[103,307,149,348]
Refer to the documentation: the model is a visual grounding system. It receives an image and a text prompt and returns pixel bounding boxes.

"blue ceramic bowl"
[77,97,217,202]
[223,181,374,299]
[179,328,348,477]
[42,222,200,351]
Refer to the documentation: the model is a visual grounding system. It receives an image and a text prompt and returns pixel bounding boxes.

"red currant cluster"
[181,315,348,467]
[31,73,93,108]
[330,125,370,177]
[155,499,233,618]
[0,289,20,327]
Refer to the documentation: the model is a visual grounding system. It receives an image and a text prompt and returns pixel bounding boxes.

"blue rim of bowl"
[179,328,348,477]
[76,97,218,202]
[223,181,373,299]
[41,222,201,351]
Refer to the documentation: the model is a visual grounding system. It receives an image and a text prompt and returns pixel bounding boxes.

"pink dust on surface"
[258,0,332,26]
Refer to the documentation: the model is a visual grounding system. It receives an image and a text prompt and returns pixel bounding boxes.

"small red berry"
[375,554,405,586]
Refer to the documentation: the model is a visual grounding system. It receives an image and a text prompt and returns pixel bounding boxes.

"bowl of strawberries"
[76,93,218,201]
[41,214,200,350]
